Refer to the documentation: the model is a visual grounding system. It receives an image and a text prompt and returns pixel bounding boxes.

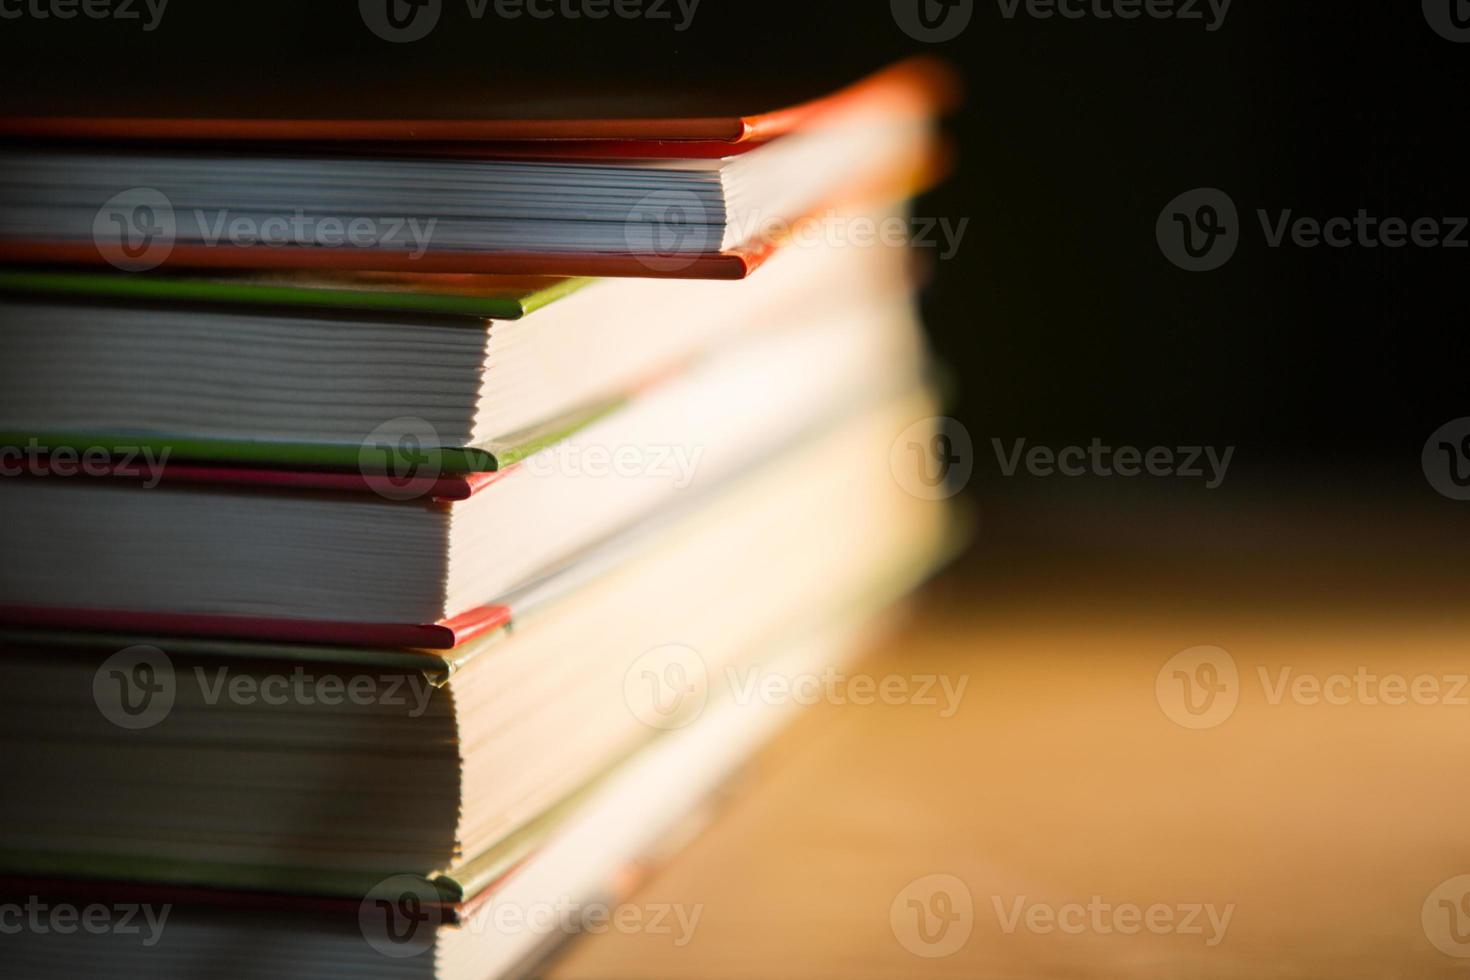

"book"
[0,386,949,902]
[0,210,913,472]
[0,611,905,980]
[0,296,925,647]
[0,62,954,277]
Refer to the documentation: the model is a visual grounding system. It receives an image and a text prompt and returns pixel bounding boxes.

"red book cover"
[0,461,521,650]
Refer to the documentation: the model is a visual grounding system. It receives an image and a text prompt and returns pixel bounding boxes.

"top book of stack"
[0,60,956,278]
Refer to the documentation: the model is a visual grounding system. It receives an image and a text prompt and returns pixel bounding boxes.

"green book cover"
[0,268,615,472]
[0,268,591,319]
[0,393,625,475]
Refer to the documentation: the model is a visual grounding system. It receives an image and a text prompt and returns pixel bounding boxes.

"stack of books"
[0,60,957,979]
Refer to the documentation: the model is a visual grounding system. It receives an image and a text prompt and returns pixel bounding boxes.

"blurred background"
[4,3,1469,975]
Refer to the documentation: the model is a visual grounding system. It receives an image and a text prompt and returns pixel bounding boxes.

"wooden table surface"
[546,569,1470,979]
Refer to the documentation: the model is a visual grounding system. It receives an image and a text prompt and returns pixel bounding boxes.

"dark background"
[3,1,1467,573]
